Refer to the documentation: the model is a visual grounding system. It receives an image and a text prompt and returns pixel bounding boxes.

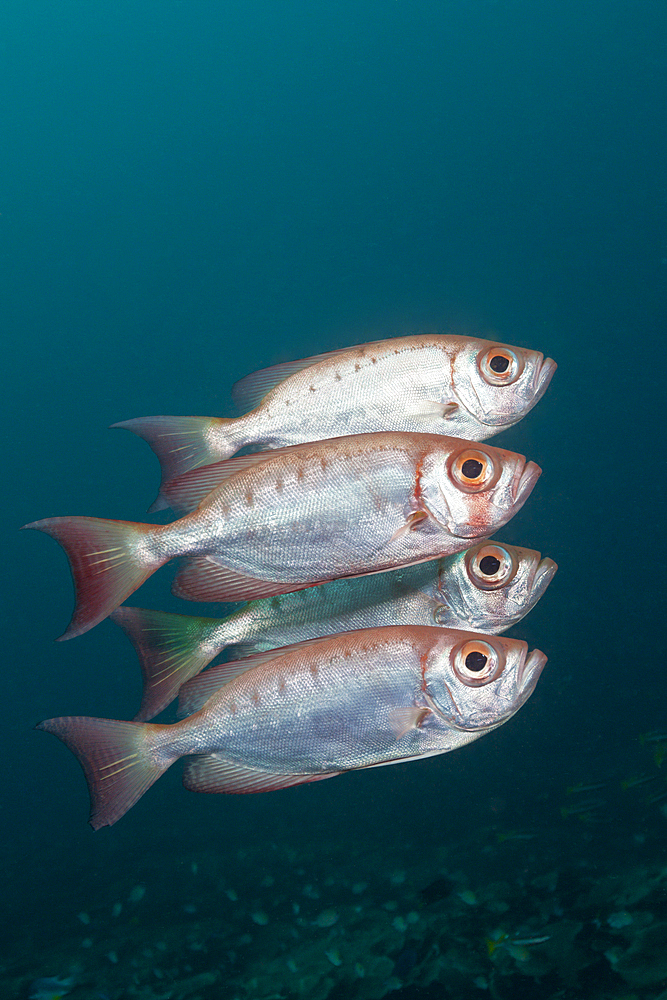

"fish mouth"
[512,461,542,507]
[531,557,558,600]
[517,648,548,705]
[533,356,557,403]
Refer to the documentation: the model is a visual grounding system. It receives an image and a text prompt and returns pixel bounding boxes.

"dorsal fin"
[163,453,274,513]
[177,635,337,717]
[231,339,404,412]
[163,442,321,513]
[231,346,358,412]
[182,754,340,794]
[171,556,318,603]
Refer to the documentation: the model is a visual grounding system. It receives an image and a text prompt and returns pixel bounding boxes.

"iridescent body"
[112,334,556,510]
[37,625,547,828]
[113,541,557,721]
[24,432,541,638]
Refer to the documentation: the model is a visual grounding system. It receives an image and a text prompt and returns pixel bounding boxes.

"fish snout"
[534,356,557,401]
[531,557,558,599]
[512,460,542,506]
[517,648,548,702]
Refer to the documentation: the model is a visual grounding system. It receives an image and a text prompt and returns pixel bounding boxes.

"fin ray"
[183,754,340,794]
[36,716,174,828]
[23,517,163,639]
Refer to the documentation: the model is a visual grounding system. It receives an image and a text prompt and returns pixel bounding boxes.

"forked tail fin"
[22,516,166,639]
[36,716,177,829]
[111,607,225,721]
[111,416,242,511]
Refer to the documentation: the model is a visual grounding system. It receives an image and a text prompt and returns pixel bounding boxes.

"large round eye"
[453,639,504,686]
[479,347,523,386]
[466,543,517,590]
[450,449,496,492]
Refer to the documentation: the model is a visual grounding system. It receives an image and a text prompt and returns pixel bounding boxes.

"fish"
[111,334,556,511]
[23,432,541,639]
[112,540,556,721]
[36,625,547,828]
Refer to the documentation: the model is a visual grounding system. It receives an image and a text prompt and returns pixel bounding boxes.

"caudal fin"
[22,516,165,639]
[111,416,242,511]
[36,716,177,828]
[110,607,224,721]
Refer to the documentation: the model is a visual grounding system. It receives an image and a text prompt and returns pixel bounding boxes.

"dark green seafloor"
[5,735,667,1000]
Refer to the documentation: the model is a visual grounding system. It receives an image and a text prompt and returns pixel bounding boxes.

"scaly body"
[24,432,541,638]
[38,625,547,828]
[113,541,557,721]
[112,334,556,510]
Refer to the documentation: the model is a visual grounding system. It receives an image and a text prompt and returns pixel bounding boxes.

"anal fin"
[172,556,317,603]
[183,754,340,794]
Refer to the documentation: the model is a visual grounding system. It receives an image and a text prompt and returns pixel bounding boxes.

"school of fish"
[25,333,557,828]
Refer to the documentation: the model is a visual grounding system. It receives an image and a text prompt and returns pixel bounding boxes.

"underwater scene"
[2,2,666,999]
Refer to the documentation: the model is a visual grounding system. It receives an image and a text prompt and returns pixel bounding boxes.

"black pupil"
[465,650,488,672]
[461,458,483,480]
[490,354,510,373]
[479,555,501,575]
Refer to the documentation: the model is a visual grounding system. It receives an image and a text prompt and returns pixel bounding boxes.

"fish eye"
[453,639,503,686]
[479,347,523,386]
[450,449,496,492]
[466,543,517,590]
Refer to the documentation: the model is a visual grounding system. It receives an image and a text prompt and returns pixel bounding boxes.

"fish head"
[424,631,547,731]
[420,439,541,538]
[449,339,556,432]
[431,542,557,632]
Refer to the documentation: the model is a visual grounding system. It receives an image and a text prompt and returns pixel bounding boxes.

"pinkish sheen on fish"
[23,431,541,639]
[111,334,556,511]
[37,625,547,828]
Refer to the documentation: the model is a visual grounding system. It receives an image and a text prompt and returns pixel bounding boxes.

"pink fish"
[23,432,540,639]
[37,625,547,828]
[112,334,555,511]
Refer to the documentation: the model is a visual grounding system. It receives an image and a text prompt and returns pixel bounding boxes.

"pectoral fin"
[388,510,429,544]
[388,707,431,740]
[405,400,459,420]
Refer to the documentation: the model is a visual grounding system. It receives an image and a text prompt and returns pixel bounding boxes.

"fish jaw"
[515,648,548,706]
[529,557,558,605]
[532,355,558,407]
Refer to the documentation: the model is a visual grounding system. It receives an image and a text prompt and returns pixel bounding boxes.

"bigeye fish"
[23,432,541,640]
[112,541,557,721]
[36,625,548,828]
[112,334,556,511]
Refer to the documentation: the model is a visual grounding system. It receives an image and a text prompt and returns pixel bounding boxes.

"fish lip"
[533,356,557,402]
[531,557,558,599]
[512,460,542,505]
[517,648,548,702]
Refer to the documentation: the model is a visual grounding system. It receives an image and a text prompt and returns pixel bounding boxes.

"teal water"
[2,3,666,998]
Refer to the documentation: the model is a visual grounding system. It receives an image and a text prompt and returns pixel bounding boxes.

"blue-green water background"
[2,1,666,992]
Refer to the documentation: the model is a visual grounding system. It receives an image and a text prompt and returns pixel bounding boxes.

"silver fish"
[37,625,548,828]
[112,334,556,511]
[23,432,541,639]
[112,541,557,721]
